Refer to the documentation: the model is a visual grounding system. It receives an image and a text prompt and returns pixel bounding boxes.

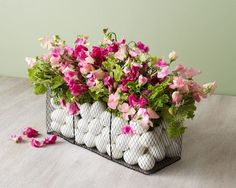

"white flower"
[25,57,37,68]
[203,81,217,95]
[38,36,53,49]
[169,50,177,61]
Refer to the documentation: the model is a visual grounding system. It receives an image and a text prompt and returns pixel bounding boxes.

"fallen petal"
[43,134,57,145]
[10,134,23,143]
[30,138,45,148]
[22,127,39,138]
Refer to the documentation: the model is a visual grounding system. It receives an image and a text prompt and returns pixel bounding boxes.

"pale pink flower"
[170,76,189,93]
[147,108,159,119]
[157,66,170,78]
[80,62,94,75]
[22,127,39,138]
[43,134,57,145]
[138,75,148,85]
[118,103,136,120]
[38,36,53,49]
[10,134,23,143]
[175,64,185,73]
[185,67,201,78]
[91,69,106,80]
[25,57,37,68]
[135,108,150,128]
[50,56,60,66]
[172,91,183,105]
[30,138,45,148]
[108,93,120,110]
[67,102,80,115]
[86,73,96,87]
[42,53,52,61]
[122,124,134,135]
[114,44,127,61]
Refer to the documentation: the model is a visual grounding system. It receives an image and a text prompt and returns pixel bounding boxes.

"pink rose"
[172,91,183,105]
[22,127,39,138]
[138,75,148,85]
[67,102,80,115]
[108,93,120,110]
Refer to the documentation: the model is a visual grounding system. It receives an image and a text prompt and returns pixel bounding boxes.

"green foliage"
[127,81,140,93]
[89,81,109,101]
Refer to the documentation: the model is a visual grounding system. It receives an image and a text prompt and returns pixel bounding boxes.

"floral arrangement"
[27,29,216,138]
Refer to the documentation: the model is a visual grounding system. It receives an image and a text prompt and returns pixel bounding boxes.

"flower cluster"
[27,29,216,137]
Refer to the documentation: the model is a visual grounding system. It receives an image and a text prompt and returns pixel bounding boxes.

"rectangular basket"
[46,91,182,175]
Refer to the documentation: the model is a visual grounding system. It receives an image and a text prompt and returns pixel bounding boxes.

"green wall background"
[0,0,235,95]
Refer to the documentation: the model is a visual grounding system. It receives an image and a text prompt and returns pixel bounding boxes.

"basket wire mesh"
[46,91,182,175]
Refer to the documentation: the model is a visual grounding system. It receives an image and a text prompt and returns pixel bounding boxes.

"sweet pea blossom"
[70,83,88,96]
[172,91,183,105]
[10,134,23,143]
[136,41,149,53]
[67,102,80,115]
[147,108,159,119]
[202,81,217,95]
[169,51,177,61]
[185,67,201,78]
[157,66,170,79]
[128,94,148,108]
[59,98,66,107]
[91,69,106,80]
[25,57,37,68]
[169,76,189,93]
[22,127,39,138]
[134,108,150,129]
[138,75,148,85]
[108,93,120,109]
[122,124,134,135]
[86,73,96,87]
[155,59,168,68]
[38,36,53,49]
[114,44,127,61]
[118,103,136,120]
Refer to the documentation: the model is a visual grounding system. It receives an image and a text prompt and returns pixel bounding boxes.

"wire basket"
[46,91,182,175]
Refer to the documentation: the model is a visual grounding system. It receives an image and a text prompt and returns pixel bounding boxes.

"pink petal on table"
[22,127,39,138]
[10,134,23,143]
[43,134,57,145]
[30,138,45,148]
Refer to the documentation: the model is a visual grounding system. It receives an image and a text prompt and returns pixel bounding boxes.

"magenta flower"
[22,127,39,138]
[43,134,57,145]
[104,75,114,88]
[157,66,170,79]
[90,46,108,66]
[73,45,88,60]
[136,41,149,53]
[122,124,134,135]
[155,59,168,68]
[138,97,148,108]
[75,37,87,46]
[108,93,120,110]
[59,98,66,107]
[107,42,119,53]
[128,94,139,107]
[67,102,80,115]
[30,138,45,148]
[172,91,183,105]
[10,134,23,143]
[70,83,88,96]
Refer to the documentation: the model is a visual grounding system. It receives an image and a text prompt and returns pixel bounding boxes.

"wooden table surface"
[0,76,235,188]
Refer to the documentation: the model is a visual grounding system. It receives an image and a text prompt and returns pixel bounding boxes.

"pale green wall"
[0,0,235,95]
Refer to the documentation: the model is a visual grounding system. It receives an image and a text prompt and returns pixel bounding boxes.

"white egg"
[106,144,123,159]
[50,98,60,109]
[51,109,67,123]
[140,132,158,147]
[165,141,181,158]
[60,125,74,138]
[101,127,117,143]
[100,111,112,126]
[115,134,131,151]
[130,121,148,135]
[123,150,142,165]
[76,119,89,133]
[111,117,127,135]
[83,132,96,148]
[149,144,165,161]
[79,103,93,122]
[88,119,103,135]
[65,115,79,127]
[75,129,85,144]
[90,101,106,118]
[95,134,109,153]
[50,121,62,133]
[138,154,156,171]
[129,135,145,154]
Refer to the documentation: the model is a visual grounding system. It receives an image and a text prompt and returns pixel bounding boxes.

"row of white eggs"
[50,101,181,171]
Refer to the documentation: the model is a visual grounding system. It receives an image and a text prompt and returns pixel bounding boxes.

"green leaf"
[33,84,47,95]
[167,122,186,138]
[113,64,123,81]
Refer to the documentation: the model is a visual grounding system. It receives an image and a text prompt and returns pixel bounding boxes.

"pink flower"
[86,73,96,87]
[90,46,108,66]
[108,93,120,110]
[138,97,148,108]
[91,69,106,80]
[114,44,127,61]
[122,124,134,135]
[138,75,148,85]
[169,76,189,93]
[147,108,159,119]
[64,46,74,56]
[79,62,94,75]
[10,134,23,143]
[157,66,170,78]
[22,127,39,138]
[104,75,114,88]
[25,57,37,68]
[155,59,168,68]
[74,45,88,60]
[59,98,66,107]
[75,37,87,46]
[118,103,136,120]
[70,83,88,96]
[50,56,61,66]
[135,108,150,128]
[172,91,183,105]
[175,64,185,73]
[43,134,57,145]
[30,138,45,148]
[185,67,201,78]
[136,41,149,53]
[38,36,53,49]
[128,94,139,107]
[67,102,80,115]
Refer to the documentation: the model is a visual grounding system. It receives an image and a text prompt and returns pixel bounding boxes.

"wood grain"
[0,76,235,188]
